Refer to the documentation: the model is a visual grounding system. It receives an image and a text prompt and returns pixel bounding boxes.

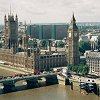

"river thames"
[0,68,99,100]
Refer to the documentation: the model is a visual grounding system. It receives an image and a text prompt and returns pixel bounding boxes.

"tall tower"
[4,14,18,53]
[67,14,80,65]
[22,22,29,50]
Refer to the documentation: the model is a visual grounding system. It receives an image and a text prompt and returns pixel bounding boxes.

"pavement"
[0,64,33,74]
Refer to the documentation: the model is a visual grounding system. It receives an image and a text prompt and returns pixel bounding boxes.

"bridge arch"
[15,80,27,87]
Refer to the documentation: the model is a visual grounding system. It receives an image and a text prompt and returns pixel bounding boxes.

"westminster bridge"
[0,73,58,92]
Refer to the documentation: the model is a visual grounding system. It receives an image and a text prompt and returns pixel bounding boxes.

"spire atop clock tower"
[71,13,76,23]
[69,13,78,31]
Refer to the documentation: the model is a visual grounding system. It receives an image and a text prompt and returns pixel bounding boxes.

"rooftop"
[87,52,100,58]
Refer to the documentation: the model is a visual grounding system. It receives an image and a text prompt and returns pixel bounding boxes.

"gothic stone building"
[66,14,80,65]
[4,14,18,52]
[0,14,80,71]
[0,48,66,71]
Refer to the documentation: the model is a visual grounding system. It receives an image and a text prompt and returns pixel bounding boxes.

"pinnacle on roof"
[4,14,6,20]
[71,13,76,24]
[16,14,18,18]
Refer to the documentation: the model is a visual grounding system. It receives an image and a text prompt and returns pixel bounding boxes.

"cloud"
[0,0,100,24]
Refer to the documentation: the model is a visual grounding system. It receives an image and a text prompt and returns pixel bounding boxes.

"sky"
[0,0,100,24]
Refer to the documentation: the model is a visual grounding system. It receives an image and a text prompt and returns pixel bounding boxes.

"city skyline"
[0,0,100,24]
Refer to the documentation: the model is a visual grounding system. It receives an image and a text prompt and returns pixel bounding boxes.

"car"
[33,70,40,75]
[7,76,11,79]
[92,80,94,82]
[23,74,28,77]
[80,82,86,89]
[88,84,94,91]
[17,73,23,77]
[3,77,7,79]
[27,73,32,76]
[0,76,3,80]
[43,71,47,74]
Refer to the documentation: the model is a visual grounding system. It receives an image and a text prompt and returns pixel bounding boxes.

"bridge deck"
[0,73,56,83]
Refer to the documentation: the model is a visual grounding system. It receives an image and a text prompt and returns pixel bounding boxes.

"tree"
[40,40,47,48]
[57,41,65,48]
[68,64,89,76]
[28,40,37,48]
[82,65,89,76]
[79,41,91,55]
[68,64,73,71]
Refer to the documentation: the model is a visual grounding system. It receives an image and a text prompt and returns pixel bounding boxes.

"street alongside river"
[0,66,99,100]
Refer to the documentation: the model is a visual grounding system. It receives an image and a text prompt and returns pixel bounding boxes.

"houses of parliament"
[0,13,80,71]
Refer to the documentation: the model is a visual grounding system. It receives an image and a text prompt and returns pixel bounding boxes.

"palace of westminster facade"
[0,13,80,71]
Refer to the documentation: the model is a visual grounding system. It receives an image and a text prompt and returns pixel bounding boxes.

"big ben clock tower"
[67,14,80,65]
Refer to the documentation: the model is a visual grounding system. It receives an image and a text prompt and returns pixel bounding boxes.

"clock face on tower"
[69,32,71,37]
[74,32,78,37]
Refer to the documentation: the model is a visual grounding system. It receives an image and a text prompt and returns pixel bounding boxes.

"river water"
[0,68,99,100]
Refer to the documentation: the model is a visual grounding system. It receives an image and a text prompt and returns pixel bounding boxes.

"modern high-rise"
[67,14,80,65]
[27,24,67,40]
